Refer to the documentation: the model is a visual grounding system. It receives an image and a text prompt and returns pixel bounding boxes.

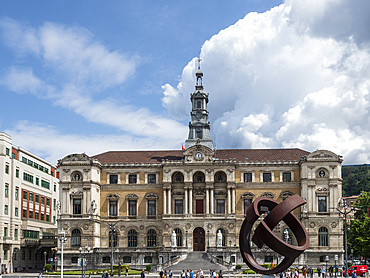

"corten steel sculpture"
[239,194,309,275]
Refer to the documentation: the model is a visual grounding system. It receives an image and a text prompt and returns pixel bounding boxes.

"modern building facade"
[57,68,344,270]
[0,132,59,273]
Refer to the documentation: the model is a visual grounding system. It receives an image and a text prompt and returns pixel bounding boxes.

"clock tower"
[185,59,214,150]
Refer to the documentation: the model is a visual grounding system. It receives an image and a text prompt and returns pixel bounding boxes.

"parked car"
[342,265,368,277]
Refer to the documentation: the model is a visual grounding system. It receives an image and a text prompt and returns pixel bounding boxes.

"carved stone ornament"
[194,187,205,195]
[242,192,255,199]
[107,193,120,200]
[172,191,185,196]
[140,225,144,230]
[228,223,234,229]
[309,222,315,228]
[71,190,83,197]
[63,169,71,173]
[125,193,139,199]
[58,153,91,165]
[83,169,91,173]
[331,222,337,228]
[185,223,191,230]
[63,224,69,230]
[316,187,329,192]
[83,224,89,230]
[164,224,170,229]
[261,192,275,198]
[280,191,294,200]
[311,152,335,159]
[207,223,213,229]
[145,193,159,199]
[215,191,227,196]
[120,226,125,231]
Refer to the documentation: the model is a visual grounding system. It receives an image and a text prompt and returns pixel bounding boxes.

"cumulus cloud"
[162,0,370,164]
[0,18,187,142]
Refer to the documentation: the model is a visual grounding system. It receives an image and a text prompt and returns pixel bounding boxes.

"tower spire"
[184,59,213,150]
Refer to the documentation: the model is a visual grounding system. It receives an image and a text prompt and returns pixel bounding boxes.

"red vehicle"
[342,265,368,277]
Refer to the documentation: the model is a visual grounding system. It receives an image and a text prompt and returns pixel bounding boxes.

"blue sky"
[1,0,370,165]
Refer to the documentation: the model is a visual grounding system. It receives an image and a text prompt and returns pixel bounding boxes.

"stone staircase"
[164,252,228,273]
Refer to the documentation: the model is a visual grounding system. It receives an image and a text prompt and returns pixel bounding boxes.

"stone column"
[227,188,231,214]
[163,190,167,215]
[232,187,236,214]
[167,188,172,215]
[206,188,210,214]
[184,189,188,215]
[189,188,193,215]
[210,188,214,214]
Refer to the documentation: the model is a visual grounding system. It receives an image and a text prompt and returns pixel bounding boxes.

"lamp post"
[59,230,67,278]
[43,251,47,272]
[186,230,188,247]
[79,246,91,278]
[98,219,125,277]
[330,203,358,277]
[207,230,210,248]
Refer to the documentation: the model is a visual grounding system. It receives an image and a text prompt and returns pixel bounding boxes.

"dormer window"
[196,100,202,109]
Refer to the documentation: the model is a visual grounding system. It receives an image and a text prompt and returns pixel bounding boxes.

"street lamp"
[59,230,67,278]
[330,202,359,277]
[43,251,47,272]
[79,246,91,278]
[98,219,125,276]
[186,230,188,247]
[207,230,210,247]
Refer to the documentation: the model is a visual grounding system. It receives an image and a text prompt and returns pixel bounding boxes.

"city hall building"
[57,68,344,270]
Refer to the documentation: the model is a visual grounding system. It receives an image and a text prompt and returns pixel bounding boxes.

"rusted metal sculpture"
[239,194,309,275]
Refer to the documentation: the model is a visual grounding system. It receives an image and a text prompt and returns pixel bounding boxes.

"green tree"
[348,191,370,259]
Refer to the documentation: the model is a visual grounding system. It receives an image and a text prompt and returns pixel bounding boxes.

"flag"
[182,145,185,150]
[215,144,217,152]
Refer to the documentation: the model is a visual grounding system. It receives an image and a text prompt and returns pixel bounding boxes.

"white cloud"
[162,0,370,164]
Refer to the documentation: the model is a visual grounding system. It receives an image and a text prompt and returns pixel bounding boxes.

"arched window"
[147,229,157,247]
[109,230,118,247]
[193,172,205,183]
[214,171,227,183]
[217,228,226,247]
[172,172,184,183]
[71,229,81,247]
[318,227,329,246]
[174,228,182,247]
[128,230,137,247]
[282,228,293,245]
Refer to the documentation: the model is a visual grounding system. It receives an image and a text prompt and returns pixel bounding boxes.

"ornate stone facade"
[57,69,343,270]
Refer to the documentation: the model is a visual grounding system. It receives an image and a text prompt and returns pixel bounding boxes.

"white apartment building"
[0,132,59,273]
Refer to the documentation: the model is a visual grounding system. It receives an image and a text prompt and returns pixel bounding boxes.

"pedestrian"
[141,270,145,278]
[286,269,291,278]
[38,272,43,278]
[190,270,194,278]
[218,270,223,278]
[303,266,307,277]
[199,269,204,278]
[317,266,321,278]
[102,271,106,278]
[210,269,213,278]
[160,270,164,278]
[294,268,299,278]
[126,267,129,276]
[169,270,173,278]
[321,266,326,278]
[351,271,357,278]
[181,270,186,278]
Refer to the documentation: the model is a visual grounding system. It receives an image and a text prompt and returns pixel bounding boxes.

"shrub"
[236,265,242,269]
[146,265,152,272]
[44,264,53,272]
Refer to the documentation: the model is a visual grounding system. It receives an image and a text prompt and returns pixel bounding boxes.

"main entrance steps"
[164,252,228,273]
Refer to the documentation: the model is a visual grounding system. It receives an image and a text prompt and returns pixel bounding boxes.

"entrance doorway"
[193,227,205,251]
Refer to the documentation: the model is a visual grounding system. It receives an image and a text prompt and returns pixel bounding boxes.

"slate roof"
[92,148,310,164]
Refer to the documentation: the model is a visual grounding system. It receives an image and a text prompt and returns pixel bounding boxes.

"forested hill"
[342,165,370,197]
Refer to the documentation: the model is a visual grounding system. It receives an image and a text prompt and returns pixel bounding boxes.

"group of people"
[317,265,339,277]
[280,265,342,278]
[159,269,223,278]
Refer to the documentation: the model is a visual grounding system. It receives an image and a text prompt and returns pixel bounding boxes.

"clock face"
[195,152,203,159]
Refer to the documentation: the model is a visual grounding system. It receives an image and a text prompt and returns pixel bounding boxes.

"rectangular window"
[53,199,56,209]
[54,183,56,192]
[71,257,79,264]
[216,199,225,214]
[264,255,274,263]
[109,174,118,184]
[22,251,25,260]
[109,200,118,216]
[34,162,39,169]
[15,187,19,200]
[46,198,50,206]
[22,157,27,163]
[46,215,49,222]
[14,229,18,239]
[147,200,156,216]
[175,200,183,214]
[41,214,44,221]
[263,173,272,182]
[15,208,18,217]
[27,159,33,166]
[16,169,19,178]
[23,172,34,183]
[73,199,82,214]
[144,256,153,263]
[36,177,39,185]
[196,129,202,139]
[6,147,10,156]
[39,165,44,172]
[5,164,9,174]
[128,200,137,217]
[123,256,131,263]
[41,196,45,205]
[283,172,292,182]
[5,184,9,197]
[29,193,33,202]
[4,205,8,215]
[148,174,156,184]
[244,199,252,214]
[29,210,33,218]
[12,153,15,159]
[4,227,7,237]
[318,196,327,212]
[22,230,39,239]
[35,212,39,220]
[244,173,252,182]
[23,209,27,218]
[41,180,50,189]
[35,195,39,203]
[102,257,111,263]
[129,174,137,184]
[23,190,27,200]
